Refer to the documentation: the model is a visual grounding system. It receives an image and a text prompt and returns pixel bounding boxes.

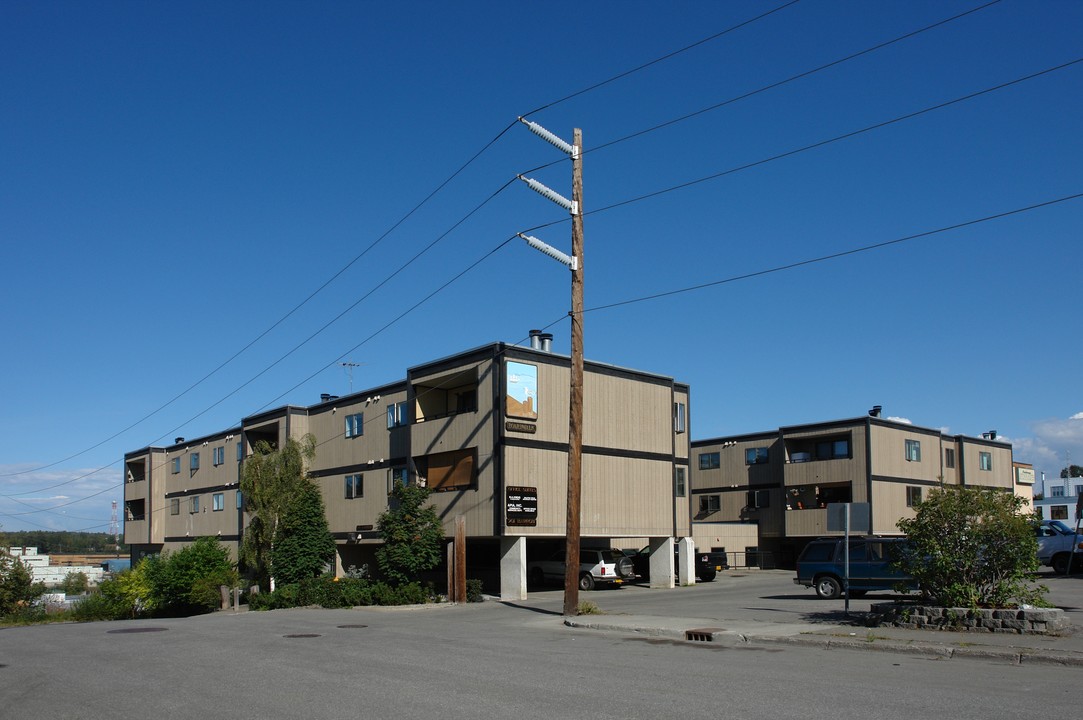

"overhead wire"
[1,2,800,482]
[5,7,1067,523]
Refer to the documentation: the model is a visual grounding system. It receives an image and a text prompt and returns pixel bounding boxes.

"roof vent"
[539,333,553,353]
[869,406,882,418]
[982,430,997,440]
[529,329,542,350]
[321,393,331,403]
[174,437,185,444]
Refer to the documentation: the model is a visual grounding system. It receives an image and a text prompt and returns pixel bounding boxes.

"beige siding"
[960,441,1013,489]
[869,425,943,482]
[870,480,920,535]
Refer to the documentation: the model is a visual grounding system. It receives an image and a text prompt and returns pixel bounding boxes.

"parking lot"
[518,567,1083,632]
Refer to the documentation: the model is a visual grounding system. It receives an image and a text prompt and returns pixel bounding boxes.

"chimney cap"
[174,437,185,444]
[869,405,882,418]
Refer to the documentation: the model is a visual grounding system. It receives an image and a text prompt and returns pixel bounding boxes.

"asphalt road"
[1,571,1079,720]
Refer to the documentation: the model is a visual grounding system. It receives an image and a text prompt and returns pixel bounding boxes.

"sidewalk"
[563,610,1083,666]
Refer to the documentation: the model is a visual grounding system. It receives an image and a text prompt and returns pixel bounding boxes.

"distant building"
[690,413,1018,568]
[6,547,104,587]
[1034,472,1083,523]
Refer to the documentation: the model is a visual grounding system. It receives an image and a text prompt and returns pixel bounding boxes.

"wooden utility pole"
[563,128,584,617]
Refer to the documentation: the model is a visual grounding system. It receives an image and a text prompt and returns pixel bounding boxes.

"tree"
[144,537,238,615]
[376,483,444,585]
[60,571,89,595]
[271,480,336,585]
[895,486,1045,608]
[0,549,45,616]
[1059,465,1083,478]
[240,433,317,591]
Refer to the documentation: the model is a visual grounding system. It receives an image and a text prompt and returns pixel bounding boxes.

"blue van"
[794,536,915,599]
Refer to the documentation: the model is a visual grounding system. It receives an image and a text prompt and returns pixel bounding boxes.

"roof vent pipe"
[174,437,185,444]
[529,329,542,350]
[869,405,882,418]
[540,333,553,353]
[321,393,331,403]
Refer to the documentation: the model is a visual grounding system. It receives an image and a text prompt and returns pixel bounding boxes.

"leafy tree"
[895,486,1046,608]
[376,483,444,585]
[144,537,238,615]
[271,480,336,585]
[1,549,46,616]
[60,571,89,595]
[1060,465,1083,478]
[240,434,317,591]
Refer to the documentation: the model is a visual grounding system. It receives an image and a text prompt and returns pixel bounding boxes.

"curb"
[564,618,1083,666]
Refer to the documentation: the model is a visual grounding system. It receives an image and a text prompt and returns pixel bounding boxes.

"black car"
[624,545,726,582]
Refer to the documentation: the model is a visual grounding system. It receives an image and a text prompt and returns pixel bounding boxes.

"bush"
[895,486,1046,608]
[247,577,437,610]
[60,571,90,595]
[1,551,45,616]
[466,578,484,603]
[376,484,444,585]
[144,537,239,616]
[70,591,131,622]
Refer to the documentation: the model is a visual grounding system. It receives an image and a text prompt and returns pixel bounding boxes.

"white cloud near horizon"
[1002,413,1083,481]
[887,416,912,424]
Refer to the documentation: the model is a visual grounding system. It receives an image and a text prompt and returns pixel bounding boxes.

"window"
[1051,505,1069,520]
[417,448,475,492]
[944,448,955,469]
[345,474,363,499]
[745,447,769,465]
[190,496,200,513]
[171,457,181,474]
[213,446,225,466]
[237,442,244,462]
[1051,486,1065,497]
[747,489,770,509]
[170,498,180,515]
[699,495,720,513]
[212,493,224,511]
[236,490,243,510]
[455,389,477,414]
[905,439,921,462]
[699,452,720,470]
[906,486,922,507]
[387,467,408,493]
[1076,485,1083,497]
[674,467,686,497]
[979,451,992,471]
[674,402,686,434]
[190,452,200,471]
[387,401,408,428]
[345,413,364,438]
[815,439,850,460]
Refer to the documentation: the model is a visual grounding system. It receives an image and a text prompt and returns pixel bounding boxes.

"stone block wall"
[870,602,1072,635]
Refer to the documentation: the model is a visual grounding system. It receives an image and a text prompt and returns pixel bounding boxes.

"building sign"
[505,421,537,434]
[506,486,538,527]
[506,361,538,420]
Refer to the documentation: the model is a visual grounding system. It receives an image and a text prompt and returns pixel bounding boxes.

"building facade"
[689,414,1018,568]
[124,339,692,598]
[1034,471,1083,522]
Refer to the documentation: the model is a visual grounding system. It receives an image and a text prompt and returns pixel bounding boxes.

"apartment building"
[1034,470,1083,522]
[689,410,1016,568]
[124,336,692,598]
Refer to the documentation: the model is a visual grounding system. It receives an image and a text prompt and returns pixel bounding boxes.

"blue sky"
[2,0,1081,533]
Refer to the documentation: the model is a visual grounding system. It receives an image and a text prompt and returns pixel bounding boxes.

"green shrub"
[895,486,1047,608]
[247,577,436,610]
[71,591,130,622]
[465,579,484,603]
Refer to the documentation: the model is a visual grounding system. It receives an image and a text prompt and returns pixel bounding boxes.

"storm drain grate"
[283,633,322,639]
[684,628,723,642]
[107,627,169,634]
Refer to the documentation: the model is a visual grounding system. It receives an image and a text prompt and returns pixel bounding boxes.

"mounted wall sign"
[506,361,538,420]
[506,486,538,527]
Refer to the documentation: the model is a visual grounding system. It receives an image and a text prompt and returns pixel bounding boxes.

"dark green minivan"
[794,536,915,599]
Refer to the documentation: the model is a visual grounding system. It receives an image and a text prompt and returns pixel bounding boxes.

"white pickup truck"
[1037,519,1083,574]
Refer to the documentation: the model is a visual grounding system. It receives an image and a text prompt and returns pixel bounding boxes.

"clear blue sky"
[2,0,1081,533]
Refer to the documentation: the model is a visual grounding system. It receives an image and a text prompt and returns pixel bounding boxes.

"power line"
[0,7,797,482]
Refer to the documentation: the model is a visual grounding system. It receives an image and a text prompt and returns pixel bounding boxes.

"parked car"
[794,536,915,599]
[527,548,635,590]
[1036,519,1083,574]
[624,545,726,582]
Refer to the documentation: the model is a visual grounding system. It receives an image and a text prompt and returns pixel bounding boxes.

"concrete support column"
[677,537,695,586]
[648,536,675,589]
[499,537,527,601]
